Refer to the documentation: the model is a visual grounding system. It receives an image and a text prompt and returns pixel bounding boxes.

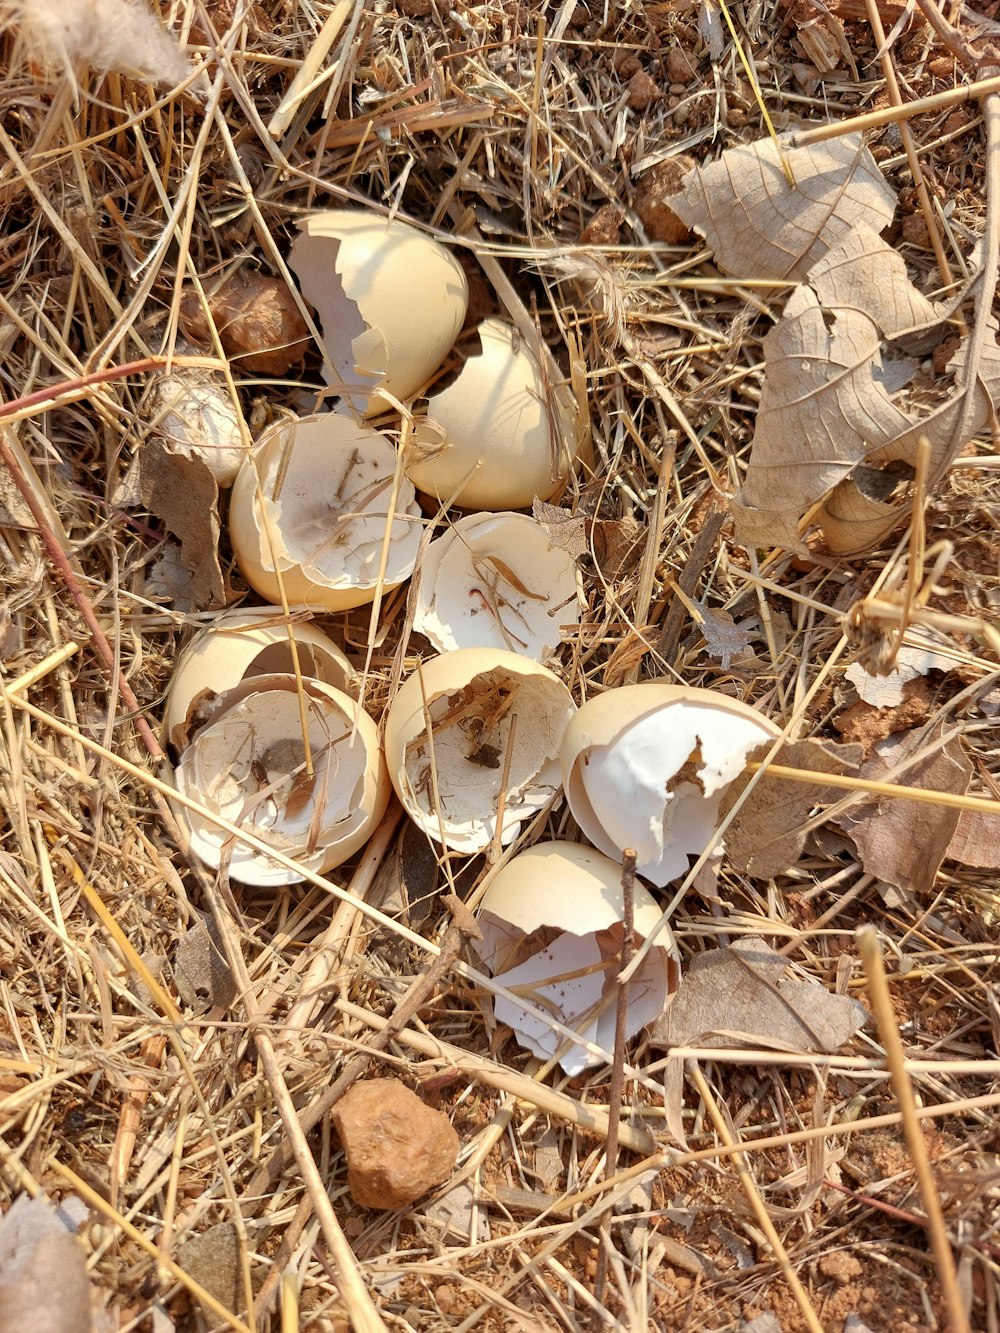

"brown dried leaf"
[174,912,236,1012]
[946,808,1000,869]
[731,208,1000,554]
[592,513,643,580]
[129,439,226,610]
[180,270,309,375]
[531,498,587,558]
[834,726,973,892]
[719,738,862,880]
[731,280,911,550]
[0,1194,93,1333]
[667,133,896,280]
[651,937,868,1053]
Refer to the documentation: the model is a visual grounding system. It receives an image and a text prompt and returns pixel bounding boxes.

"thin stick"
[688,1063,825,1333]
[746,761,1000,815]
[791,72,1000,145]
[858,927,971,1333]
[594,850,637,1305]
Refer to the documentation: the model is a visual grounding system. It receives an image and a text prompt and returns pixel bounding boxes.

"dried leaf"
[592,513,643,580]
[719,738,862,879]
[180,271,309,376]
[174,912,236,1012]
[651,937,868,1053]
[834,726,972,892]
[124,438,226,610]
[697,604,755,669]
[531,498,588,558]
[667,133,896,280]
[732,220,1000,554]
[0,1194,93,1333]
[845,628,957,708]
[730,280,911,551]
[946,808,1000,870]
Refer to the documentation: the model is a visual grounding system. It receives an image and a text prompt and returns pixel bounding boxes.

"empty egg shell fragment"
[413,512,582,661]
[229,413,422,612]
[175,674,388,887]
[289,210,468,415]
[475,841,678,1075]
[405,319,578,511]
[383,648,576,854]
[561,685,780,887]
[162,606,355,753]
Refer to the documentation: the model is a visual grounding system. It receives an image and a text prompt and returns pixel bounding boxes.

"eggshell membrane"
[413,511,582,660]
[384,648,576,854]
[561,685,781,887]
[474,841,678,1074]
[174,673,389,887]
[229,413,422,612]
[290,210,468,416]
[405,319,578,511]
[162,607,354,752]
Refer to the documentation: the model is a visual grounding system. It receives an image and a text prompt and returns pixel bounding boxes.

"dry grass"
[0,0,999,1330]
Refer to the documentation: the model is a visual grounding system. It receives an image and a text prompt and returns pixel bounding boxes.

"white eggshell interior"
[405,319,577,511]
[413,512,581,660]
[386,650,576,854]
[230,413,422,611]
[289,210,468,415]
[569,698,777,886]
[175,674,387,887]
[474,841,676,1074]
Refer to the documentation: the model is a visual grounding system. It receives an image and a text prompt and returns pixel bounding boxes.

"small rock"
[634,156,695,245]
[179,270,309,376]
[580,203,624,246]
[333,1079,460,1210]
[627,70,661,110]
[666,47,698,84]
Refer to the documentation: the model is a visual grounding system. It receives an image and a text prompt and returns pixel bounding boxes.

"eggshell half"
[474,841,678,1074]
[561,685,780,887]
[405,319,578,510]
[162,607,355,752]
[413,511,582,661]
[290,210,468,415]
[384,648,576,854]
[174,673,389,887]
[229,413,422,612]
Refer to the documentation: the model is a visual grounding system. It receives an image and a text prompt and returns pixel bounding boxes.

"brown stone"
[626,70,661,110]
[634,156,695,245]
[580,203,624,246]
[332,1079,460,1210]
[666,47,698,83]
[179,270,309,376]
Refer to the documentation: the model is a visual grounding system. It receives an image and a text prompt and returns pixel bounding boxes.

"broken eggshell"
[162,606,355,753]
[383,648,576,854]
[174,673,389,887]
[561,685,780,887]
[229,413,422,612]
[405,319,578,511]
[289,209,468,415]
[151,362,246,486]
[413,511,582,661]
[475,840,678,1075]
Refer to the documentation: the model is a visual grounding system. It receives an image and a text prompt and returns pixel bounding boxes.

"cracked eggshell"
[405,319,578,511]
[152,367,246,486]
[229,413,422,612]
[162,607,355,753]
[474,841,678,1075]
[174,673,389,887]
[561,685,780,888]
[384,648,576,854]
[289,210,468,416]
[413,512,582,661]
